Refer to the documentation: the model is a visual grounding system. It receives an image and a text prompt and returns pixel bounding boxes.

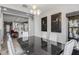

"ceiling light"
[33,10,37,15]
[30,5,41,15]
[3,8,7,11]
[37,9,41,15]
[30,9,33,13]
[32,5,37,10]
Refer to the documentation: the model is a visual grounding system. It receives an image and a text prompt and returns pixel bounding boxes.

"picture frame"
[41,16,47,31]
[51,13,61,32]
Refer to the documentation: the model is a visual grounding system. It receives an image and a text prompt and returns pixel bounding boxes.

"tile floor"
[0,38,24,55]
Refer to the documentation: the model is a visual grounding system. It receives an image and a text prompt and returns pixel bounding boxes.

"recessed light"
[3,8,7,11]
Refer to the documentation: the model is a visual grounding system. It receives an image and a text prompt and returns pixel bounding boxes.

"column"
[0,7,3,50]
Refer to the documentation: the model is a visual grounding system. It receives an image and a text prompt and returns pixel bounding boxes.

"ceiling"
[2,4,79,22]
[0,4,54,14]
[1,4,79,14]
[26,4,54,12]
[3,14,28,22]
[1,4,54,22]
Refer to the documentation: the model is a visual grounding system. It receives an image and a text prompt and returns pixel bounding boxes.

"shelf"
[69,27,79,28]
[67,12,79,41]
[69,37,79,40]
[68,37,75,39]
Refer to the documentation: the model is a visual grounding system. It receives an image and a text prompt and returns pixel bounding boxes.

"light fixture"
[32,5,37,10]
[30,9,33,13]
[3,8,7,11]
[30,5,41,15]
[37,9,41,15]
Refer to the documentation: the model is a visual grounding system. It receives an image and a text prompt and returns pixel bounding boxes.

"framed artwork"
[51,13,61,32]
[41,17,47,31]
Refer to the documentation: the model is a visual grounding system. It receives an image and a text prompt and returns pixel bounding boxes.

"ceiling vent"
[22,4,28,8]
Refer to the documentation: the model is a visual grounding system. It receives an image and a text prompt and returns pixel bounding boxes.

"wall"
[0,7,4,46]
[34,15,41,37]
[28,17,34,37]
[35,4,79,44]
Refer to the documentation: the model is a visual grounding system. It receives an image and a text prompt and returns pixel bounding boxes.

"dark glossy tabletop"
[18,36,64,55]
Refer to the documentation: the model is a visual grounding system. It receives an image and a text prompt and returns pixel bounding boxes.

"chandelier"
[30,5,41,15]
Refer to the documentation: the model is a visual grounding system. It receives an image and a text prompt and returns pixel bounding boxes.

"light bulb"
[33,10,37,15]
[30,9,33,13]
[32,5,37,10]
[37,9,41,15]
[3,8,7,11]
